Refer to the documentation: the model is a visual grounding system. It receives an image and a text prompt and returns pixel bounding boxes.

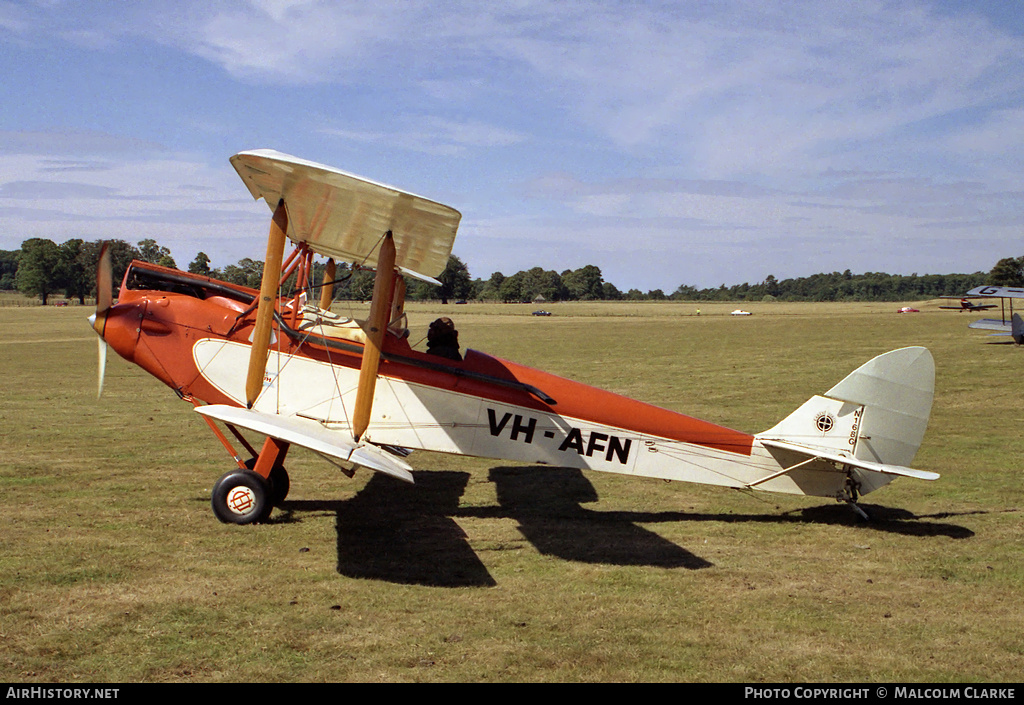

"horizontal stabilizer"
[196,404,414,484]
[760,438,939,481]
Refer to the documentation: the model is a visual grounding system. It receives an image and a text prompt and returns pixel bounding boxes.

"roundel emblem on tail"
[814,412,835,433]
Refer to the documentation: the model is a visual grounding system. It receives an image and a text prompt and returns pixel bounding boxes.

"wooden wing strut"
[352,232,396,441]
[245,199,288,408]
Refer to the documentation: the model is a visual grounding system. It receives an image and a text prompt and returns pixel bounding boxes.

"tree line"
[2,236,1016,305]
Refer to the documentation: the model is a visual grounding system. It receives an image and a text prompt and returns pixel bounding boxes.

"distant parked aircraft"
[955,286,1024,344]
[939,297,997,313]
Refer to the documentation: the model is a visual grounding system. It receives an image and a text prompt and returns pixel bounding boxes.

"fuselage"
[96,261,848,497]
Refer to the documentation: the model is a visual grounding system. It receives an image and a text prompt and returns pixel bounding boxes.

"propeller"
[96,334,107,399]
[90,242,112,398]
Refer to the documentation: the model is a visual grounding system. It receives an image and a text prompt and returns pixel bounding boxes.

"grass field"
[1,299,1021,682]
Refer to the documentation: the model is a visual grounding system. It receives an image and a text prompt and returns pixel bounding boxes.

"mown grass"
[0,300,1021,682]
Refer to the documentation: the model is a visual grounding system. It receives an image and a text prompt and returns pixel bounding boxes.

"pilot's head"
[428,317,458,343]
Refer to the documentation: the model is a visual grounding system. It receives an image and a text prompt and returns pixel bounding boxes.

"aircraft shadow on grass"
[275,466,973,587]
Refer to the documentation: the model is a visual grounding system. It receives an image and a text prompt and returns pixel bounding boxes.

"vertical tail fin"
[823,347,934,468]
[757,347,935,494]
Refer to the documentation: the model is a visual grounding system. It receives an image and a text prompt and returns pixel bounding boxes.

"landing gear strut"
[838,474,869,521]
[199,409,292,524]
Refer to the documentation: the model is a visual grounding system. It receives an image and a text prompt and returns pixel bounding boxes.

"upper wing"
[231,149,461,282]
[195,404,415,484]
[967,285,1024,299]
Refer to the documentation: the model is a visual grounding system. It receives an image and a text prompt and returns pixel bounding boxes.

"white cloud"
[4,1,1024,289]
[11,3,1024,169]
[321,116,526,155]
[0,145,266,266]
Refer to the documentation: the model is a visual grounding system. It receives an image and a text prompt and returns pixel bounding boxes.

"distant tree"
[56,239,92,304]
[16,238,61,304]
[988,257,1024,287]
[601,282,622,300]
[347,268,376,301]
[402,275,432,301]
[520,267,564,302]
[562,264,604,300]
[221,258,263,288]
[476,271,506,301]
[671,284,699,300]
[499,271,526,303]
[0,250,20,290]
[468,277,486,300]
[138,238,177,269]
[437,254,473,304]
[189,252,212,276]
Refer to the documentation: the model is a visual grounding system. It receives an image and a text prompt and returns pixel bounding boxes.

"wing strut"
[318,258,336,310]
[245,199,288,408]
[352,232,396,441]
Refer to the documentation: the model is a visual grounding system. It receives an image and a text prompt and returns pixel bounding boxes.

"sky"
[1,0,1023,292]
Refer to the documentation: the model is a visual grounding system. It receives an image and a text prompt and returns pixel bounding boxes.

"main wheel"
[268,465,290,505]
[211,470,271,524]
[243,458,290,506]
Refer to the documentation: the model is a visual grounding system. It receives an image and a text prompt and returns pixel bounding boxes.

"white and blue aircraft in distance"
[960,286,1024,345]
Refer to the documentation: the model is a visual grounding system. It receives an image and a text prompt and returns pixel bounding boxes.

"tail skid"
[755,347,936,499]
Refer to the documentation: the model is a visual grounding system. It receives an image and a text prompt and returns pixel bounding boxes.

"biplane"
[89,149,937,524]
[939,297,997,313]
[961,285,1024,345]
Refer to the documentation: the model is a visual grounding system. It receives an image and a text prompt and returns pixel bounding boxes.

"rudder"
[758,347,935,495]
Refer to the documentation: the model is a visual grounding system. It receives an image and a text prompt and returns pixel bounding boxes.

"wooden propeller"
[245,200,288,409]
[91,242,112,398]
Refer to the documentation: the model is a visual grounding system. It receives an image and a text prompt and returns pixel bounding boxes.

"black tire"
[268,465,290,505]
[211,470,271,524]
[243,458,290,506]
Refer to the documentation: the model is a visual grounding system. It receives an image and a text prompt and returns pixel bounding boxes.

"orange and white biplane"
[89,150,937,523]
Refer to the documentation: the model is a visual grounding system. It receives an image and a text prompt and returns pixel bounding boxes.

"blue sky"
[1,1,1023,291]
